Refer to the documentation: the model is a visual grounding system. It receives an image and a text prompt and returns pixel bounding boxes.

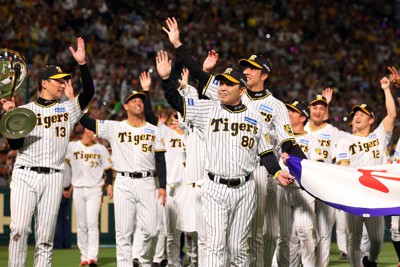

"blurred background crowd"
[0,0,399,185]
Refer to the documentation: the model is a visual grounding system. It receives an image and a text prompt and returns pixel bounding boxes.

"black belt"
[19,166,61,174]
[118,171,152,178]
[208,173,250,187]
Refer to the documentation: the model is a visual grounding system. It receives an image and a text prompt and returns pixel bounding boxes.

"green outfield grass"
[0,242,398,266]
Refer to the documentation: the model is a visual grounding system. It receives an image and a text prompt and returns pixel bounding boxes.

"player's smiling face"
[124,97,144,116]
[242,66,268,89]
[218,79,246,106]
[352,110,373,132]
[309,103,327,124]
[41,78,66,100]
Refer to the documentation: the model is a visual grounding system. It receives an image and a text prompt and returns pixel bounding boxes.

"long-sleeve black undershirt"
[161,78,185,115]
[260,152,282,177]
[7,63,95,150]
[143,91,158,126]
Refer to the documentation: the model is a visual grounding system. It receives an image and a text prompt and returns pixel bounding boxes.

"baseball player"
[336,76,396,267]
[276,100,321,267]
[303,94,350,267]
[393,138,400,267]
[140,71,186,267]
[2,37,94,267]
[156,50,294,267]
[79,90,167,267]
[162,17,307,267]
[65,128,113,267]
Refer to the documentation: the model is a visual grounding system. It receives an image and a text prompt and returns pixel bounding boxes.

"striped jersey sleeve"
[202,75,219,101]
[183,98,216,131]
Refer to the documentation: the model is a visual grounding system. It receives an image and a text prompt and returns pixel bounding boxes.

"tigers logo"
[265,133,271,144]
[357,169,400,193]
[284,124,294,136]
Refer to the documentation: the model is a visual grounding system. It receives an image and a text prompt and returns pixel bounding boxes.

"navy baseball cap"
[350,104,375,118]
[239,54,271,73]
[215,67,247,88]
[309,94,328,106]
[285,100,310,119]
[124,90,146,103]
[38,65,71,87]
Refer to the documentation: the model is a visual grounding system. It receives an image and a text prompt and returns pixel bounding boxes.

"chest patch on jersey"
[299,139,309,146]
[259,104,273,113]
[186,98,195,106]
[93,148,101,154]
[320,133,331,139]
[245,116,257,126]
[369,133,377,139]
[144,128,155,134]
[337,152,348,160]
[55,107,66,113]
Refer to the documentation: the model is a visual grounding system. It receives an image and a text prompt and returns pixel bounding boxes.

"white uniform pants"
[315,200,336,267]
[73,187,102,262]
[202,178,255,267]
[8,169,63,267]
[114,175,159,267]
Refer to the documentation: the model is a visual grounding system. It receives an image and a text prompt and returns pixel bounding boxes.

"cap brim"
[238,59,263,70]
[125,92,146,103]
[49,73,72,80]
[309,99,327,106]
[285,103,302,114]
[0,107,37,139]
[215,74,240,84]
[350,106,373,117]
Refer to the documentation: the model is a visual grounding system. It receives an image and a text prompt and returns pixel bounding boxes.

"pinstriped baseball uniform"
[154,123,185,267]
[276,132,320,267]
[65,140,112,263]
[304,122,348,267]
[9,97,83,267]
[202,76,296,267]
[183,97,274,267]
[96,119,165,267]
[336,122,391,266]
[392,142,400,257]
[179,84,206,267]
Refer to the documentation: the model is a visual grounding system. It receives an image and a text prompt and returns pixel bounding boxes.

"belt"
[19,166,61,174]
[208,173,250,187]
[118,171,152,178]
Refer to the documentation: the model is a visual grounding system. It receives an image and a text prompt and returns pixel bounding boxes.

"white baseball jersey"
[159,123,185,185]
[392,137,400,161]
[95,120,165,172]
[14,97,83,170]
[336,122,391,166]
[65,141,112,187]
[184,98,273,177]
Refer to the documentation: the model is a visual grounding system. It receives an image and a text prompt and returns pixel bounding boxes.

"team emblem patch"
[337,152,348,160]
[284,124,294,136]
[265,133,271,144]
[187,98,195,106]
[259,104,273,113]
[144,128,155,134]
[55,107,66,113]
[245,116,257,125]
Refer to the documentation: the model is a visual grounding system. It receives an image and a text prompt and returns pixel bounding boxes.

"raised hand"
[139,71,152,91]
[178,68,189,89]
[64,79,75,100]
[388,66,400,87]
[156,50,172,80]
[322,87,333,105]
[203,50,219,73]
[380,76,390,90]
[69,37,86,65]
[162,17,182,48]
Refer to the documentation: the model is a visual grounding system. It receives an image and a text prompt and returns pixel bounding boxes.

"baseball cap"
[309,94,328,106]
[238,54,271,73]
[124,90,146,103]
[350,104,375,118]
[37,65,71,87]
[215,67,247,87]
[285,100,310,119]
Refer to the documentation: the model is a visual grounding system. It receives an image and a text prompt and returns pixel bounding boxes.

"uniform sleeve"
[257,120,274,156]
[96,120,115,141]
[154,127,166,153]
[101,145,113,170]
[394,138,400,161]
[336,138,351,164]
[65,97,84,126]
[271,99,296,147]
[201,75,219,101]
[183,98,212,131]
